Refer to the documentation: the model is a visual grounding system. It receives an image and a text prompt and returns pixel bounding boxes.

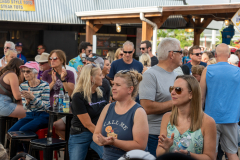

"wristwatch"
[187,151,191,157]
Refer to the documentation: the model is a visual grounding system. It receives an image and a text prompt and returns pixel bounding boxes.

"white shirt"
[66,65,77,84]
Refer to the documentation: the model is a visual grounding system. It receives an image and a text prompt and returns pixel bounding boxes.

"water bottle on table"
[63,92,70,113]
[173,135,191,151]
[58,88,64,112]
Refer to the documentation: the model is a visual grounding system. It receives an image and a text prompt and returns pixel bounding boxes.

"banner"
[231,8,240,32]
[0,0,35,11]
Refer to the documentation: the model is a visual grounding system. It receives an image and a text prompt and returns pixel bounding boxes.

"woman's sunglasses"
[49,57,58,61]
[169,86,183,95]
[117,70,134,85]
[21,70,31,74]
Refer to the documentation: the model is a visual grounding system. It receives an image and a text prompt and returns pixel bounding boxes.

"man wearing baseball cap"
[230,48,237,54]
[35,52,51,80]
[16,42,27,63]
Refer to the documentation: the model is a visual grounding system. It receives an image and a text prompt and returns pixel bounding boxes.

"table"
[46,108,73,160]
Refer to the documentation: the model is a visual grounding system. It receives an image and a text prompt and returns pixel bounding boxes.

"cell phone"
[82,53,86,61]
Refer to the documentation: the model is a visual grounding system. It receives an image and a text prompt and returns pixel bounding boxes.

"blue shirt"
[17,53,27,63]
[68,55,84,72]
[205,62,240,124]
[107,59,143,79]
[183,61,207,73]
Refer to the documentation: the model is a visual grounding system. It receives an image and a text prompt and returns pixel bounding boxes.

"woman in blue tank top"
[93,69,149,160]
[156,75,216,160]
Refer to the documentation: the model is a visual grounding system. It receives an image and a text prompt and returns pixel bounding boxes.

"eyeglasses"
[169,86,184,94]
[123,51,133,54]
[39,62,48,65]
[38,48,43,50]
[86,50,92,53]
[21,70,31,74]
[49,57,58,61]
[117,70,134,86]
[169,50,183,54]
[4,47,10,49]
[140,48,146,50]
[192,53,203,56]
[119,54,123,56]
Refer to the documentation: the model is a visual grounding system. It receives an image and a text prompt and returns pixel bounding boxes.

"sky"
[186,0,240,5]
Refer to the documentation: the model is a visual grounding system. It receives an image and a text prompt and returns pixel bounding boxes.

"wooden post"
[142,21,153,41]
[86,21,103,44]
[194,30,200,46]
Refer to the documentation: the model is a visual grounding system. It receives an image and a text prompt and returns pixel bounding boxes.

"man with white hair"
[200,43,240,160]
[0,41,15,67]
[139,38,182,157]
[107,40,143,80]
[228,54,239,67]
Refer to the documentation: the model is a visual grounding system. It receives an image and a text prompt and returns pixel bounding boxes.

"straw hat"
[35,52,50,63]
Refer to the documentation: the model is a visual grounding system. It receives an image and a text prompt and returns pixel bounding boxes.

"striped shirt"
[19,80,50,112]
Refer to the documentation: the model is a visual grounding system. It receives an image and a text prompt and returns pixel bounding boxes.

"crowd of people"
[0,39,239,160]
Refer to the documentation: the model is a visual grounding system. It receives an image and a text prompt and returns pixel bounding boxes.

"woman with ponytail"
[93,70,149,160]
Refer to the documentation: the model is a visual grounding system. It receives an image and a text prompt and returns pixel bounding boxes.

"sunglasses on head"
[123,51,133,54]
[49,57,58,61]
[140,48,146,50]
[21,70,31,74]
[90,63,97,74]
[117,70,134,85]
[192,53,203,56]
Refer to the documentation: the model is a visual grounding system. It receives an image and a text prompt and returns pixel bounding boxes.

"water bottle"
[53,93,59,112]
[63,92,70,113]
[58,88,64,112]
[173,135,191,151]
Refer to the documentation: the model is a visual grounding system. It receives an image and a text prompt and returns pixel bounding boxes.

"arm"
[77,113,95,133]
[93,104,110,146]
[139,72,173,115]
[111,108,149,151]
[31,84,51,110]
[140,99,173,115]
[61,70,75,97]
[186,114,216,160]
[42,70,56,91]
[156,112,172,157]
[8,73,21,100]
[62,82,74,97]
[200,68,207,108]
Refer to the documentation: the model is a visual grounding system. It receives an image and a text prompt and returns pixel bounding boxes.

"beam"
[86,20,95,44]
[197,17,213,34]
[81,13,162,20]
[142,21,153,41]
[93,24,103,32]
[93,18,142,24]
[194,30,200,46]
[151,15,169,28]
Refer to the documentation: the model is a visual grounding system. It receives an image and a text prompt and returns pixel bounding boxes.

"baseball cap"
[35,52,50,63]
[228,54,239,64]
[231,48,237,53]
[19,61,39,73]
[118,150,155,160]
[86,56,104,70]
[15,42,23,47]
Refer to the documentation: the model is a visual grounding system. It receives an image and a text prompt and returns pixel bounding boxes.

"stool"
[36,127,58,160]
[7,131,38,159]
[0,116,17,146]
[29,138,66,160]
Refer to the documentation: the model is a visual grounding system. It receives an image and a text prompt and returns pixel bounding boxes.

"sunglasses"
[117,70,134,85]
[49,57,58,61]
[4,47,10,49]
[90,63,97,74]
[119,54,123,56]
[192,53,203,56]
[140,48,146,50]
[39,62,48,65]
[38,48,43,50]
[169,50,183,54]
[86,50,92,53]
[21,70,31,74]
[169,86,183,94]
[123,51,133,54]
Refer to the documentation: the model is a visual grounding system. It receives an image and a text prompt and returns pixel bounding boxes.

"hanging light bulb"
[11,31,15,39]
[16,30,20,39]
[116,24,121,33]
[225,19,230,26]
[185,28,194,32]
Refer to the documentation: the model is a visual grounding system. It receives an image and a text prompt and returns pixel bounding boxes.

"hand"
[21,88,35,100]
[97,133,114,146]
[158,133,174,151]
[52,70,57,83]
[174,149,188,155]
[77,66,83,75]
[61,68,67,81]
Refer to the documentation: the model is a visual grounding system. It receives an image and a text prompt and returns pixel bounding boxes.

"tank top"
[101,102,142,160]
[167,122,203,154]
[0,71,14,96]
[205,62,240,123]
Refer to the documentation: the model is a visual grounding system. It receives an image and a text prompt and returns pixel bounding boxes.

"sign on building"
[231,8,240,32]
[0,0,35,11]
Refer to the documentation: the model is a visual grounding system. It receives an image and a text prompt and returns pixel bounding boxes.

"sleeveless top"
[167,122,203,154]
[0,71,14,96]
[205,62,240,124]
[101,102,142,160]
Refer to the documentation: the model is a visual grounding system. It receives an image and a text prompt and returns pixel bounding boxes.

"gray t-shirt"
[139,65,177,135]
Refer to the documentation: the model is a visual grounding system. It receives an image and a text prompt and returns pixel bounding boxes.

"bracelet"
[187,151,191,157]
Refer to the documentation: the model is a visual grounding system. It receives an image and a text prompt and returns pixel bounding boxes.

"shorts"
[216,123,238,154]
[0,94,17,116]
[61,116,66,124]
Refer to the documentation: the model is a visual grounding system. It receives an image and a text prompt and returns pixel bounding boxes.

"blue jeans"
[68,131,103,160]
[8,111,49,132]
[147,134,158,157]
